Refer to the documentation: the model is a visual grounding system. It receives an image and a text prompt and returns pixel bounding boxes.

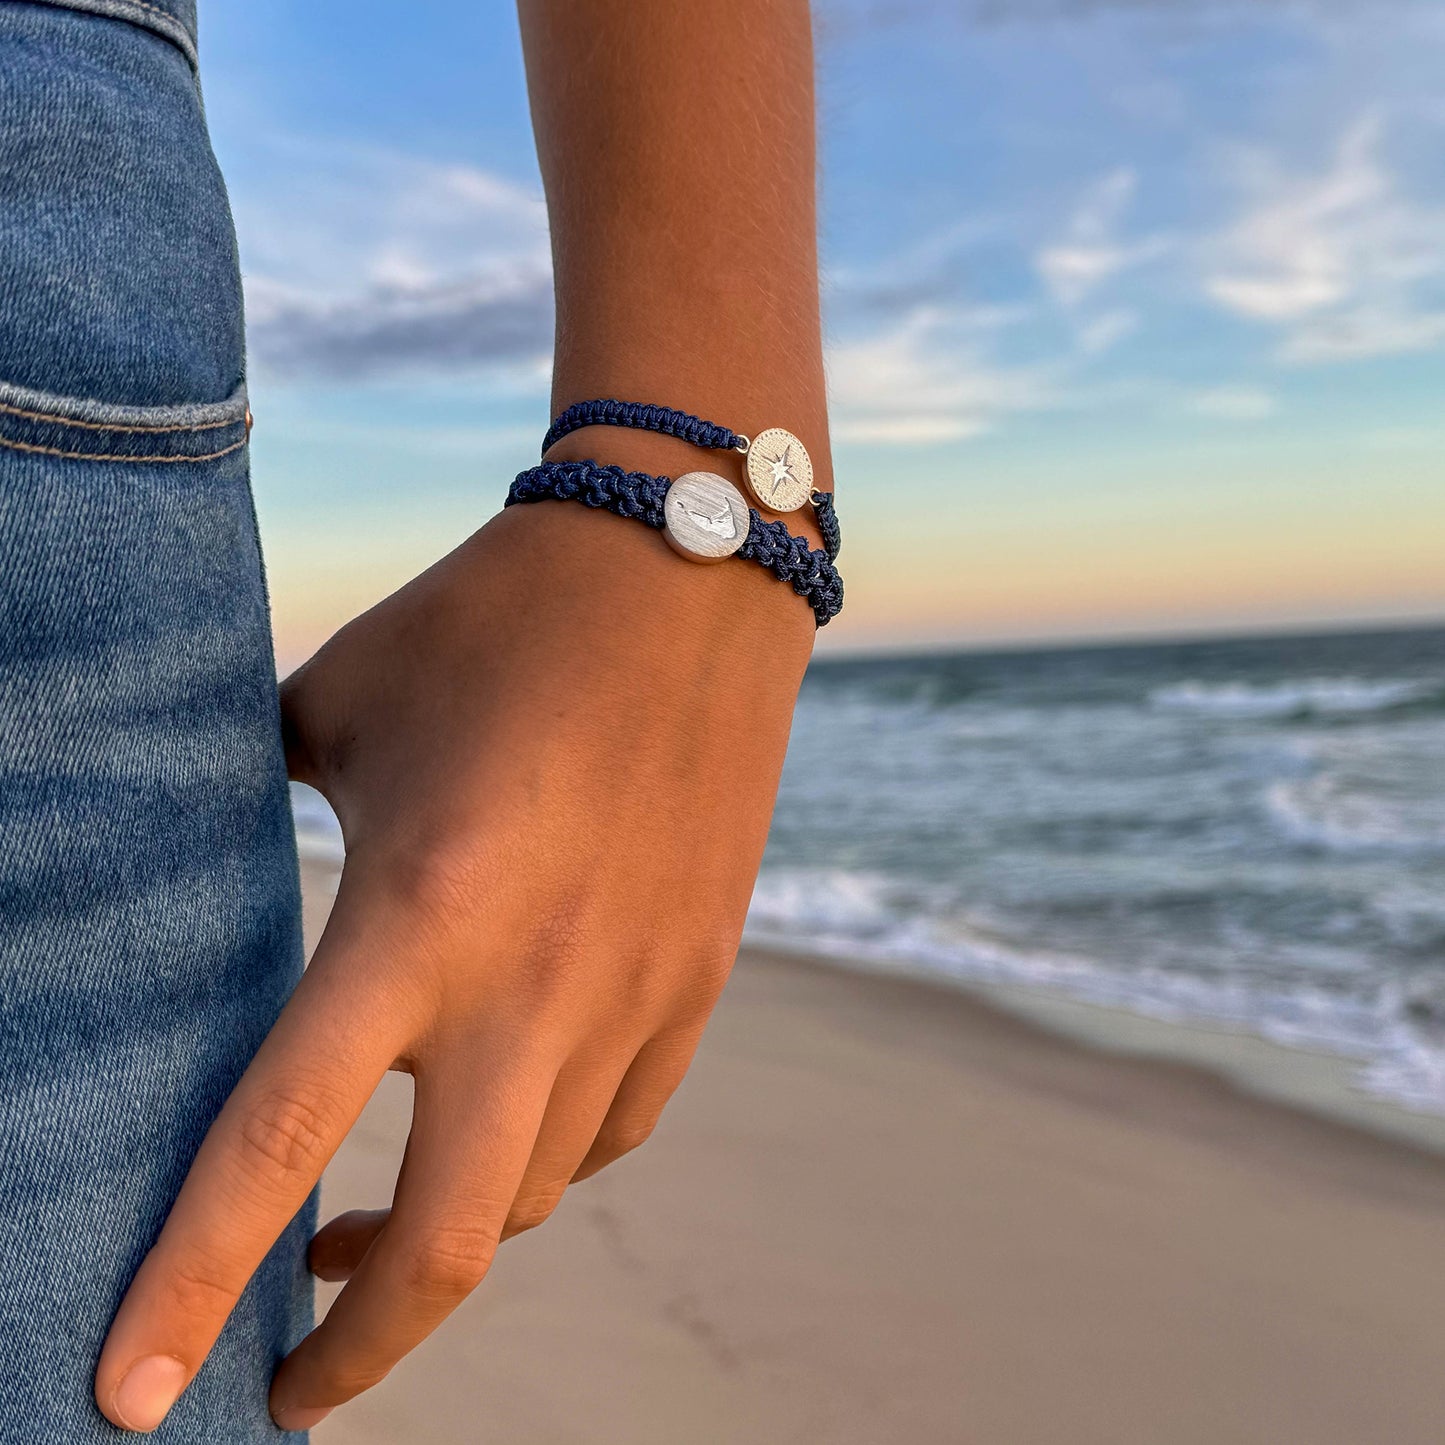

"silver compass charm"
[662,472,751,562]
[742,427,813,514]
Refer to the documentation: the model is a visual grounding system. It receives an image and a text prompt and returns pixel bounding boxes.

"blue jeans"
[0,3,313,1439]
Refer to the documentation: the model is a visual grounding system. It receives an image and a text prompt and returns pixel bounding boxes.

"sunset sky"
[201,0,1445,666]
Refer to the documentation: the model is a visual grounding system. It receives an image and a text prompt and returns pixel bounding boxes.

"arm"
[96,1,829,1432]
[522,0,831,514]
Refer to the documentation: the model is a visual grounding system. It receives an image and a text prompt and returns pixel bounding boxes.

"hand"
[95,490,814,1432]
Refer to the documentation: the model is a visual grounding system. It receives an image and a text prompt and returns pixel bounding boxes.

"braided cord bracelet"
[544,399,743,456]
[506,460,845,627]
[543,397,841,564]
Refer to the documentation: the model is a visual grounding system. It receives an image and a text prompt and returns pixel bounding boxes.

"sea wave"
[1261,723,1445,856]
[1149,676,1441,720]
[1265,776,1445,855]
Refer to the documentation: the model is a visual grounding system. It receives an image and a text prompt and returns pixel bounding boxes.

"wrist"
[547,352,832,491]
[485,488,818,662]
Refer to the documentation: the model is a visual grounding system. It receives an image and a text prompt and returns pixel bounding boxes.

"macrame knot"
[507,460,842,627]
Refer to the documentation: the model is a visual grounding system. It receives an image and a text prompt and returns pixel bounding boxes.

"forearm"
[516,0,832,495]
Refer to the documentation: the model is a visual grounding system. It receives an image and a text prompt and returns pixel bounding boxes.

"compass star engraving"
[743,427,813,513]
[765,445,795,496]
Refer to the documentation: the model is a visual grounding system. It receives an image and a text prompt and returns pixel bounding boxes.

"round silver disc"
[742,427,813,514]
[662,472,751,563]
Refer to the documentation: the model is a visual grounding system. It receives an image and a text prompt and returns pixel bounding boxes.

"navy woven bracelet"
[542,397,841,564]
[507,460,845,628]
[544,399,743,456]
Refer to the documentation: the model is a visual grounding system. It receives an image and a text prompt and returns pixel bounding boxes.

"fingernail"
[274,1404,333,1432]
[113,1355,188,1432]
[307,1250,353,1283]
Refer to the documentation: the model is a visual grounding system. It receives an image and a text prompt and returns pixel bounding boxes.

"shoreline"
[746,937,1445,1157]
[735,942,1445,1188]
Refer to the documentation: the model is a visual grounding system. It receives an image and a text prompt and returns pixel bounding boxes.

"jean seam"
[0,375,247,437]
[27,0,201,71]
[0,397,239,435]
[120,0,177,20]
[0,433,247,463]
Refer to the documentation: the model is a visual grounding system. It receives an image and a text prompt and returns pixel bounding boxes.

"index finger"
[94,927,406,1434]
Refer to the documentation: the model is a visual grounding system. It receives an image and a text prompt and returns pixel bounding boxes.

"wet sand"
[302,865,1445,1444]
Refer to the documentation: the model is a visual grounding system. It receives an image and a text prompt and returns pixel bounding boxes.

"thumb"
[278,662,331,791]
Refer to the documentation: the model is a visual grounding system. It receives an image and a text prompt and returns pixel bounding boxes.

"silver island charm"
[741,426,813,514]
[662,472,751,562]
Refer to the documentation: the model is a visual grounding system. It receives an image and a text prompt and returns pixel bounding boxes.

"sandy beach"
[301,864,1445,1444]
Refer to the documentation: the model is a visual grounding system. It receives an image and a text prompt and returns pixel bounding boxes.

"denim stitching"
[0,434,247,463]
[26,0,200,72]
[122,0,180,19]
[0,398,241,434]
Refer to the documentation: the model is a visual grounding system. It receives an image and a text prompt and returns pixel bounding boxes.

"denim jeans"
[0,3,313,1440]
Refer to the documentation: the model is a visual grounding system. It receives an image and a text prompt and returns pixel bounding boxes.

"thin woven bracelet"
[507,460,844,627]
[543,397,841,563]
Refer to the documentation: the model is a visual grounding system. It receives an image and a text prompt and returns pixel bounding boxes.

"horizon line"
[810,612,1445,667]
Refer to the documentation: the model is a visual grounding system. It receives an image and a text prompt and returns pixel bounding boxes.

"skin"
[95,0,831,1432]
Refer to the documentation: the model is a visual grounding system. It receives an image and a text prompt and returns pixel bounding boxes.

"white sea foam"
[290,782,344,864]
[1262,723,1445,855]
[1150,676,1438,719]
[1266,776,1445,854]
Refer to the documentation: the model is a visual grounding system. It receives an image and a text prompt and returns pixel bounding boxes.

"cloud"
[1360,424,1445,451]
[247,268,553,379]
[827,305,1056,444]
[822,0,1432,30]
[234,141,554,380]
[1203,115,1445,363]
[1036,169,1170,306]
[1075,309,1140,355]
[825,216,1017,319]
[1185,385,1277,420]
[1280,309,1445,363]
[1204,119,1381,321]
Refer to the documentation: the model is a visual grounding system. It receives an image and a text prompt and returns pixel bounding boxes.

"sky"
[199,0,1445,665]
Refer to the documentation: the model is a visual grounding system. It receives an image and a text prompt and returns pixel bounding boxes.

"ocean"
[293,623,1445,1116]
